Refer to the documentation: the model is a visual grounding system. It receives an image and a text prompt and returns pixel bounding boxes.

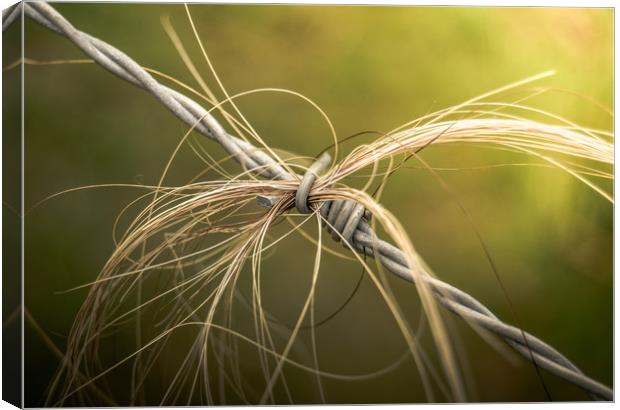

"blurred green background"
[11,3,612,405]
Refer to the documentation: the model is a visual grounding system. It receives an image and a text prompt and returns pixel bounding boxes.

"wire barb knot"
[296,152,370,245]
[295,152,331,214]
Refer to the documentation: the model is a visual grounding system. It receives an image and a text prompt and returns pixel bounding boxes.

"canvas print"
[2,2,613,406]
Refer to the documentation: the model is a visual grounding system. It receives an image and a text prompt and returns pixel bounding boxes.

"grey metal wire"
[15,2,290,181]
[5,1,612,401]
[297,155,611,401]
[2,3,20,31]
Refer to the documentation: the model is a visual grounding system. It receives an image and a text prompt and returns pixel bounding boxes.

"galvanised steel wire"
[2,2,19,31]
[3,1,612,401]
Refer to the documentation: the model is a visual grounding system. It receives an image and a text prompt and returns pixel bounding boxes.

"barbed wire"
[3,1,612,401]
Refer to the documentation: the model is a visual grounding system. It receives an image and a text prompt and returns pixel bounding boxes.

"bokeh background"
[8,3,613,405]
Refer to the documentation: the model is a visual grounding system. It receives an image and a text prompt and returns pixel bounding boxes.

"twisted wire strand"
[13,1,290,181]
[5,2,612,401]
[294,155,611,400]
[2,3,19,31]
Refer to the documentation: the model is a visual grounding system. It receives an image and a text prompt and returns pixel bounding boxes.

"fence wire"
[3,1,613,401]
